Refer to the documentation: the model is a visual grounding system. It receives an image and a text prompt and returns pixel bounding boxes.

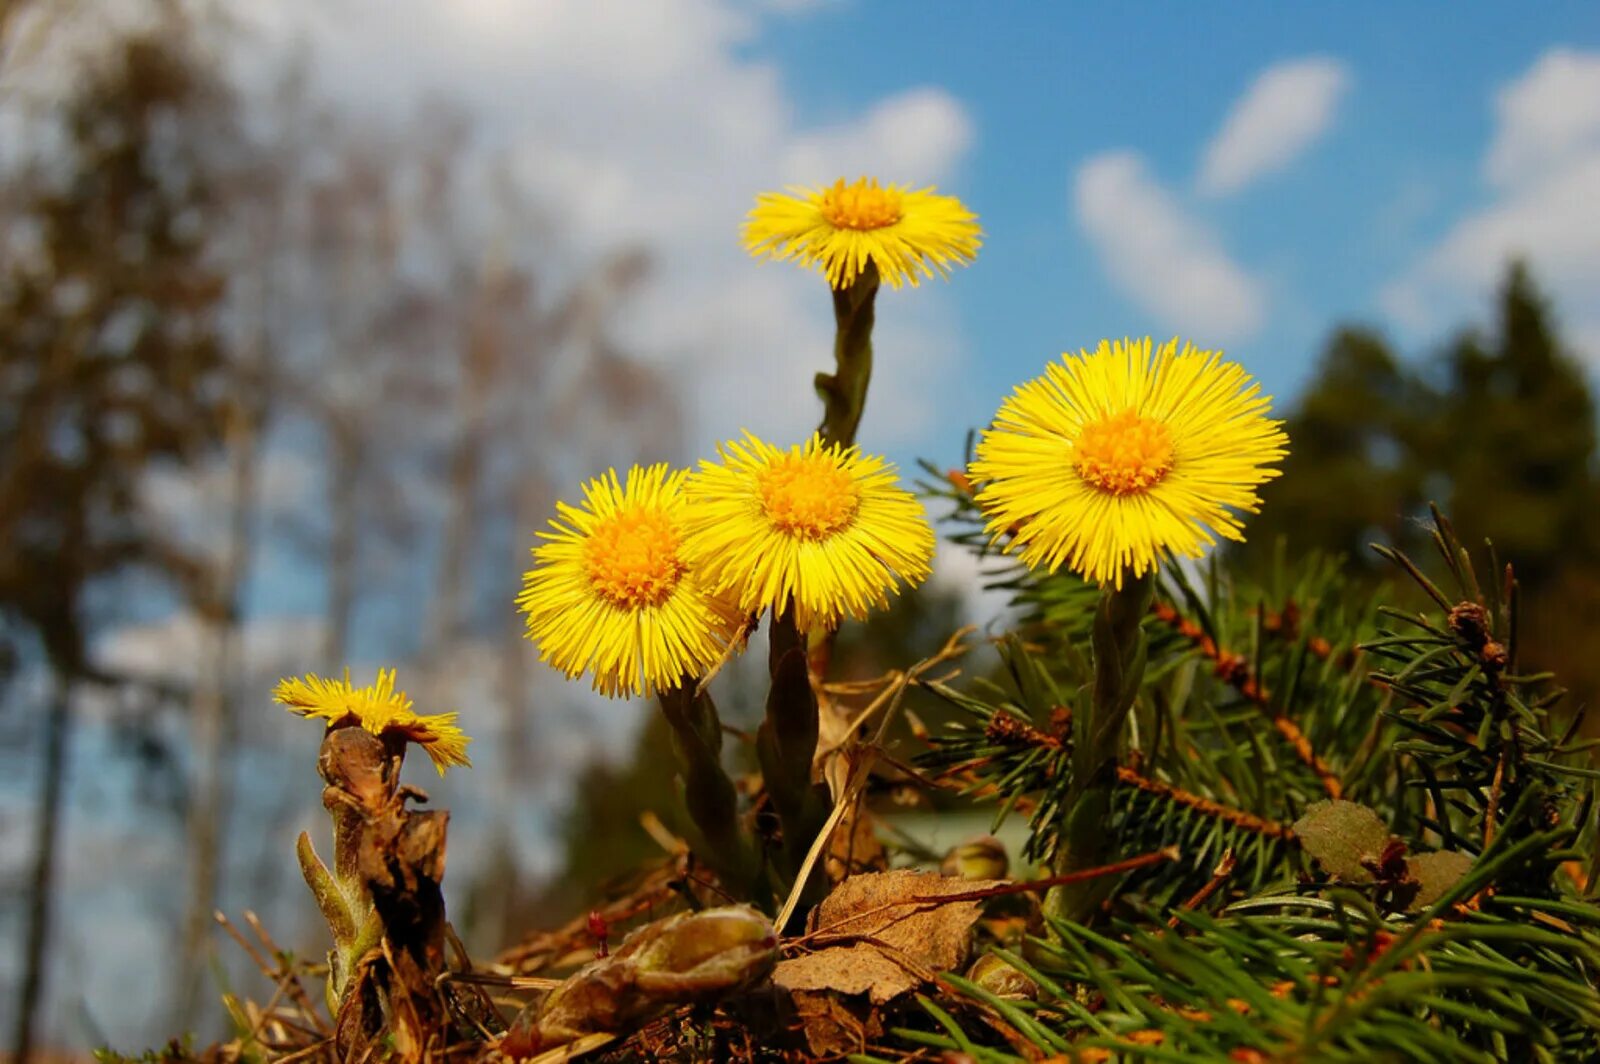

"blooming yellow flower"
[970,337,1288,587]
[682,433,935,631]
[518,464,743,699]
[742,176,981,290]
[273,668,471,775]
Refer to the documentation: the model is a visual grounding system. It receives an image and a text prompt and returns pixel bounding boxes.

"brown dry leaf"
[1404,850,1476,912]
[1293,799,1391,884]
[775,870,998,1006]
[774,943,920,1005]
[788,990,885,1057]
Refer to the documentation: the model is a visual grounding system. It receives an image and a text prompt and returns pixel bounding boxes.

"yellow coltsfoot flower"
[970,337,1288,587]
[683,433,935,631]
[273,668,471,775]
[518,464,743,699]
[742,176,981,290]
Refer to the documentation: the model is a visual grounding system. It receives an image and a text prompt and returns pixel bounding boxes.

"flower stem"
[816,263,880,449]
[758,609,830,880]
[1044,568,1154,927]
[307,726,400,1004]
[657,681,758,893]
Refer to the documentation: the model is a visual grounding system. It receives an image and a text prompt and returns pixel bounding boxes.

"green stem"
[817,263,880,449]
[657,681,758,893]
[1044,568,1154,927]
[758,609,829,880]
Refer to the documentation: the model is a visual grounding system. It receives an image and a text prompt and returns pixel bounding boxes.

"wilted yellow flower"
[682,433,935,631]
[742,176,980,290]
[970,337,1288,587]
[518,464,743,699]
[273,668,471,775]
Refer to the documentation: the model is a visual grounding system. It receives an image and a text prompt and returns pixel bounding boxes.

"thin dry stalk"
[775,628,974,930]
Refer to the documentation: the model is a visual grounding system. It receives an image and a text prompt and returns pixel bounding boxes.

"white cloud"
[1381,49,1600,368]
[236,0,976,455]
[92,610,326,691]
[1075,151,1266,341]
[780,88,975,187]
[1484,48,1600,189]
[1198,57,1350,197]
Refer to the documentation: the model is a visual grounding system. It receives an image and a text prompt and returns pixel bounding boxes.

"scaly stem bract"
[1044,568,1154,926]
[657,680,759,896]
[759,609,831,893]
[817,263,880,449]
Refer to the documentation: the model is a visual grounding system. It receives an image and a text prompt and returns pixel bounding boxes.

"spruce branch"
[1151,599,1344,799]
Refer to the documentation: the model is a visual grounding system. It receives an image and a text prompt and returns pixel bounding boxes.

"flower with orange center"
[518,465,742,698]
[273,668,471,775]
[969,337,1288,586]
[682,433,935,631]
[742,176,981,290]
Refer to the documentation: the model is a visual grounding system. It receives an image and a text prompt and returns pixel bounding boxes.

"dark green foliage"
[1245,263,1600,709]
[907,503,1600,1061]
[920,468,1391,906]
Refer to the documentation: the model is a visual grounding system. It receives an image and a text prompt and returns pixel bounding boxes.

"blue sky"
[746,3,1600,469]
[226,0,1600,483]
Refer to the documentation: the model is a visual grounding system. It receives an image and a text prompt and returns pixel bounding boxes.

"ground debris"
[502,905,778,1058]
[774,869,999,1055]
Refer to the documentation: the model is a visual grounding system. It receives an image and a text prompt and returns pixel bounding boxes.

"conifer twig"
[797,846,1180,945]
[1169,849,1238,927]
[1151,601,1344,799]
[965,710,1298,842]
[1113,769,1297,842]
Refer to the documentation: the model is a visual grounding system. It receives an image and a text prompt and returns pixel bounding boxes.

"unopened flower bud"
[1447,602,1491,650]
[941,835,1008,881]
[967,952,1037,1000]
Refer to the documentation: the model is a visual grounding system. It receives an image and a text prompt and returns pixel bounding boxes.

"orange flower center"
[1073,410,1175,495]
[584,507,685,609]
[818,177,904,231]
[758,452,860,539]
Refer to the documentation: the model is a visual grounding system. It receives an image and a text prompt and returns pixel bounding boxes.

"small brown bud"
[319,726,393,809]
[1048,704,1073,741]
[1447,602,1492,650]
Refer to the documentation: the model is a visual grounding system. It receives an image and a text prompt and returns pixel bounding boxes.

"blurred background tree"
[0,19,229,1059]
[1244,262,1600,710]
[0,5,679,1053]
